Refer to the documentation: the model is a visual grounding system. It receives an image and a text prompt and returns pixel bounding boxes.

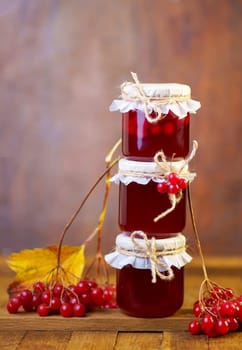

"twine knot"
[130,231,174,283]
[120,72,191,124]
[153,140,198,222]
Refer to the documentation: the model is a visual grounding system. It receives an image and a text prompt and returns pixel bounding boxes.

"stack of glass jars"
[105,74,201,317]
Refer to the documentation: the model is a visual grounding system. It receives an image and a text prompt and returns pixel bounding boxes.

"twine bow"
[120,72,191,124]
[130,231,174,283]
[153,140,198,222]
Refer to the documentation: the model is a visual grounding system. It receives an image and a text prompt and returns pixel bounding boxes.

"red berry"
[9,296,21,309]
[53,284,63,297]
[151,124,162,135]
[60,303,73,317]
[193,302,203,317]
[104,300,118,309]
[69,296,79,306]
[7,301,19,314]
[237,306,242,322]
[202,314,215,334]
[91,287,104,307]
[227,317,239,331]
[178,178,187,189]
[216,318,229,336]
[103,288,115,302]
[22,302,33,312]
[210,287,225,300]
[188,320,201,335]
[205,326,218,338]
[79,292,91,305]
[68,285,78,294]
[20,289,33,304]
[31,294,42,308]
[225,288,234,299]
[157,182,168,194]
[163,121,174,135]
[33,281,45,294]
[76,280,89,294]
[50,297,61,311]
[41,290,51,304]
[220,301,237,317]
[168,184,180,194]
[168,172,179,185]
[87,280,98,289]
[37,303,50,316]
[73,303,86,317]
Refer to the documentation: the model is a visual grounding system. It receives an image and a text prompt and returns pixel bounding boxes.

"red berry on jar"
[168,172,179,185]
[178,178,187,189]
[157,182,168,194]
[168,184,180,194]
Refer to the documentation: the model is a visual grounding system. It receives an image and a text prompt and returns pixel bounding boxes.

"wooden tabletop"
[1,256,242,349]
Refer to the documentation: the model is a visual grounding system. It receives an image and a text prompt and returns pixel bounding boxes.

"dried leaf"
[7,245,85,292]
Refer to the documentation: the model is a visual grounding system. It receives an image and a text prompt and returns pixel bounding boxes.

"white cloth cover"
[109,99,201,119]
[110,158,196,185]
[105,233,192,272]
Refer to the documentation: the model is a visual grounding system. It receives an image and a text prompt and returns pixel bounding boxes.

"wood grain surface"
[0,0,242,257]
[1,256,242,349]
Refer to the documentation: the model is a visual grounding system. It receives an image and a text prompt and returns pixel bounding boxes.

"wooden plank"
[115,332,162,350]
[208,332,242,350]
[161,331,208,350]
[0,308,192,332]
[66,331,117,350]
[0,331,25,350]
[16,331,71,350]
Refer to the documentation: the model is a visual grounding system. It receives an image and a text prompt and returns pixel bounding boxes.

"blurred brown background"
[0,0,241,256]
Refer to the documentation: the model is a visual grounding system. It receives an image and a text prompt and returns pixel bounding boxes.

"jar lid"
[105,232,192,274]
[116,232,186,251]
[110,157,196,186]
[122,83,191,100]
[109,72,201,119]
[118,158,186,174]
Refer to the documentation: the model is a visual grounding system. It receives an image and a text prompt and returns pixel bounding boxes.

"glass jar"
[105,233,191,318]
[111,158,191,237]
[122,110,190,159]
[109,81,201,161]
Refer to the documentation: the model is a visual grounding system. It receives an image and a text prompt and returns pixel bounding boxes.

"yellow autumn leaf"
[7,245,85,289]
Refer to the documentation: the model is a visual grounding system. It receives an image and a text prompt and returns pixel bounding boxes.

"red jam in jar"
[109,81,201,161]
[114,158,188,237]
[122,110,190,160]
[105,233,190,318]
[116,265,184,317]
[119,181,186,236]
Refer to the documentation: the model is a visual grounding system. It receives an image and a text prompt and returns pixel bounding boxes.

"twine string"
[120,72,191,124]
[153,140,198,222]
[116,231,188,283]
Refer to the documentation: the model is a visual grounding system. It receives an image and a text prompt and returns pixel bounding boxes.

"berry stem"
[56,139,121,269]
[84,139,121,283]
[187,184,209,281]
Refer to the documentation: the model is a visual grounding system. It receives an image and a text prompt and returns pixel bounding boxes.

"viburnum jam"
[113,158,189,237]
[122,110,190,160]
[119,181,186,236]
[116,265,184,317]
[105,233,191,318]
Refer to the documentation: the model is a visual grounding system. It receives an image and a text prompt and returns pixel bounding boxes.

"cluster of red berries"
[7,280,117,318]
[157,172,187,195]
[189,287,242,337]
